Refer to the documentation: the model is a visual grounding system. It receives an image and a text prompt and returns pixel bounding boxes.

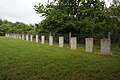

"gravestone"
[19,34,21,39]
[69,32,71,47]
[12,34,14,38]
[18,34,20,39]
[15,34,17,38]
[13,34,15,38]
[7,34,8,37]
[8,34,9,37]
[22,34,24,40]
[85,38,93,53]
[9,34,11,38]
[30,35,33,42]
[26,34,29,41]
[41,35,45,44]
[7,33,8,37]
[49,36,53,46]
[18,34,19,39]
[5,33,7,37]
[16,34,18,39]
[10,34,12,38]
[11,34,13,38]
[11,34,12,38]
[59,36,64,47]
[7,33,9,37]
[70,37,77,50]
[36,35,39,43]
[13,33,15,38]
[14,34,16,38]
[15,34,16,38]
[101,39,111,54]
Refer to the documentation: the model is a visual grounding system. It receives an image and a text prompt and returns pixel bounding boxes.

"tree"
[34,0,110,36]
[0,19,35,35]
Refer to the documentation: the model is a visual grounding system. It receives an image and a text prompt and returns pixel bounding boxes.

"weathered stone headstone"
[18,34,20,39]
[36,35,39,43]
[12,34,14,38]
[26,34,29,41]
[10,34,12,38]
[70,37,77,50]
[11,34,13,38]
[101,39,111,54]
[7,34,8,37]
[22,34,24,40]
[49,36,53,46]
[30,35,33,42]
[18,34,19,39]
[6,33,8,37]
[59,36,64,47]
[9,34,11,38]
[8,34,10,37]
[85,38,93,53]
[14,34,16,38]
[19,34,21,39]
[7,34,9,37]
[14,34,15,38]
[8,34,9,37]
[13,34,15,38]
[17,34,19,39]
[41,35,45,44]
[5,33,7,37]
[69,32,71,47]
[7,33,8,37]
[15,34,17,38]
[5,33,8,37]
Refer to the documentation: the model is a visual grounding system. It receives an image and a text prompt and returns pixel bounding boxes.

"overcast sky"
[0,0,112,24]
[0,0,53,24]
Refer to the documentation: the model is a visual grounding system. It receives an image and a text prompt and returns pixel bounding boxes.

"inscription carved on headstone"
[49,36,53,46]
[17,34,19,39]
[59,36,64,47]
[19,34,21,39]
[30,35,33,42]
[101,39,111,54]
[41,35,45,44]
[70,37,77,50]
[26,34,29,41]
[85,38,93,53]
[36,35,39,43]
[22,34,24,40]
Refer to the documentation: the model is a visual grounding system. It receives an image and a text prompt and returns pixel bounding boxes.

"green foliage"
[0,19,36,35]
[34,0,107,35]
[0,20,14,35]
[34,0,120,38]
[108,2,120,34]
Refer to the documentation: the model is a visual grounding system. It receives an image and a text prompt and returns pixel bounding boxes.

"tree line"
[34,0,120,36]
[0,19,36,36]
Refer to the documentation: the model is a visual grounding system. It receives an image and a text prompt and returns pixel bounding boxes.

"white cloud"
[105,0,113,7]
[0,0,49,24]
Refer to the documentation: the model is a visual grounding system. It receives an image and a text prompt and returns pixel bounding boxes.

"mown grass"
[0,37,120,80]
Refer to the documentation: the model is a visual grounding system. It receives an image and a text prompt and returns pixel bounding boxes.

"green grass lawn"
[0,37,120,80]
